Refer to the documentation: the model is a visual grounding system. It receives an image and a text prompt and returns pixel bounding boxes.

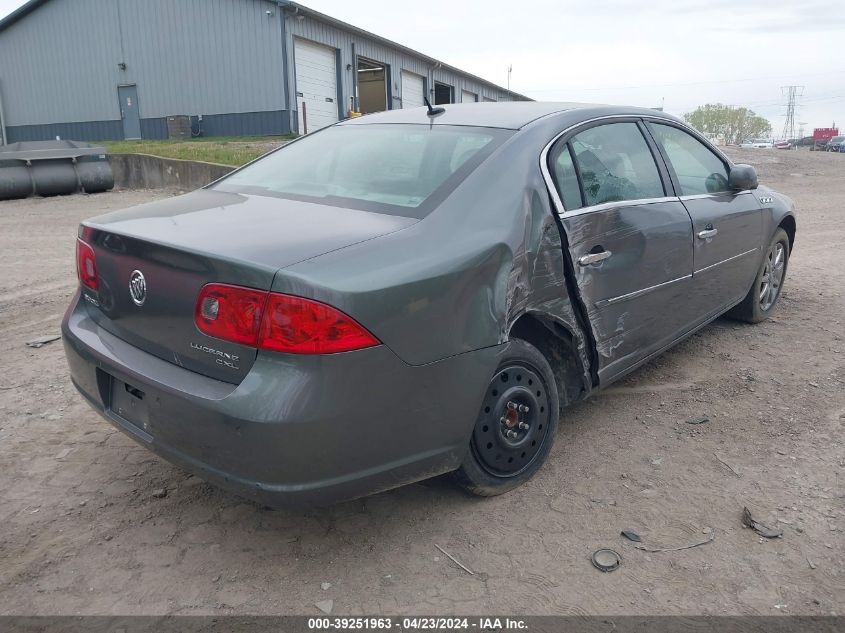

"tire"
[728,228,790,323]
[452,338,560,497]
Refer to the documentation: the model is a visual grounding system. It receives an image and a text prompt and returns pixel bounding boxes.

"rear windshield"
[214,124,511,218]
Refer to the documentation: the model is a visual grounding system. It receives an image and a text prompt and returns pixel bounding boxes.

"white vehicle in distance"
[740,139,774,149]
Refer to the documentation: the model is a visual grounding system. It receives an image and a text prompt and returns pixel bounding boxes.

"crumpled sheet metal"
[502,185,593,394]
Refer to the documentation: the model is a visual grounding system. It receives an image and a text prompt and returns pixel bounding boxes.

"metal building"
[0,0,530,143]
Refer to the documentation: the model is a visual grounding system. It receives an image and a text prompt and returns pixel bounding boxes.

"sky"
[1,0,843,135]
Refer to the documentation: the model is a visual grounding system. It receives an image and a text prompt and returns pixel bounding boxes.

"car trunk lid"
[80,189,416,383]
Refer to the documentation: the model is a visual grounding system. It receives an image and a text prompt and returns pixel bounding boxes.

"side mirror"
[729,164,758,191]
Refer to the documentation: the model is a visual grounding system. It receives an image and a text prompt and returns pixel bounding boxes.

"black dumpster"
[0,140,114,200]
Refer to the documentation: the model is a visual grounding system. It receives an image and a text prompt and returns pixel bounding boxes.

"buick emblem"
[129,270,147,306]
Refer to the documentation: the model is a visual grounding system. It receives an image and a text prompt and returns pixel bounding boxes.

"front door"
[547,121,695,383]
[646,122,763,317]
[117,85,141,140]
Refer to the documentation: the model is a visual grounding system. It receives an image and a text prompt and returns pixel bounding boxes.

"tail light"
[258,293,380,354]
[194,283,379,355]
[195,284,266,346]
[76,238,98,290]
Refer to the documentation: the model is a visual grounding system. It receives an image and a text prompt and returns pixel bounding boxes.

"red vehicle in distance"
[811,127,839,151]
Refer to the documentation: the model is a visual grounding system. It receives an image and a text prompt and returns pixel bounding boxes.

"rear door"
[646,122,762,316]
[546,120,695,383]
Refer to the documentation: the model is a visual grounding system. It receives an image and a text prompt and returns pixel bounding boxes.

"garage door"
[401,71,425,109]
[294,38,339,133]
[461,90,477,103]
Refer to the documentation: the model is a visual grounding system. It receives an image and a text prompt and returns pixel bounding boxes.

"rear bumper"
[62,292,502,506]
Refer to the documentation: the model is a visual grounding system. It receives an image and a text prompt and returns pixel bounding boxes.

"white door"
[294,39,338,133]
[401,70,425,109]
[461,90,477,103]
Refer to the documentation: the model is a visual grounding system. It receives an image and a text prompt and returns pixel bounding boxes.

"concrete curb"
[107,153,235,191]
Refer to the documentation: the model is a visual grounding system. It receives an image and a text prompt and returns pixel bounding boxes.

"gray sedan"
[63,102,796,505]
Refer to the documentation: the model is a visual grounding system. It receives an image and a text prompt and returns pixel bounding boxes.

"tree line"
[684,104,773,144]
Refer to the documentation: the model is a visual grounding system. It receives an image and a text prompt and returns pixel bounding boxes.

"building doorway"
[117,84,141,140]
[294,38,340,133]
[357,58,388,114]
[434,81,453,105]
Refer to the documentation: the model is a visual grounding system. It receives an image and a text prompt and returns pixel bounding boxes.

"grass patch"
[102,135,296,167]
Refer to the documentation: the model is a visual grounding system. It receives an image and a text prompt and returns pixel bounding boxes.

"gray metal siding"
[287,15,431,110]
[286,12,520,129]
[0,0,523,139]
[6,120,123,143]
[0,0,123,126]
[117,0,286,118]
[198,110,290,136]
[0,0,286,129]
[432,67,515,103]
[140,118,169,141]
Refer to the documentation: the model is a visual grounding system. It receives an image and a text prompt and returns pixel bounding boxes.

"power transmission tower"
[781,85,804,141]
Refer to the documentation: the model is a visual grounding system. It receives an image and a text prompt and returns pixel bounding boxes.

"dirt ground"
[0,148,843,617]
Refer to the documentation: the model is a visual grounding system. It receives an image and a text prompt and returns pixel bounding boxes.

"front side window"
[649,123,730,195]
[215,124,510,218]
[569,122,665,206]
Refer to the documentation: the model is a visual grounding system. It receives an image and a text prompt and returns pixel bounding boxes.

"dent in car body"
[272,117,594,393]
[62,102,797,505]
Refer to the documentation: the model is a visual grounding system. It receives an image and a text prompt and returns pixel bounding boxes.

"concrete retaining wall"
[107,153,235,191]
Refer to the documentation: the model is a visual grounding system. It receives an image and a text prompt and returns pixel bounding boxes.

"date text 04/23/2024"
[307,617,528,631]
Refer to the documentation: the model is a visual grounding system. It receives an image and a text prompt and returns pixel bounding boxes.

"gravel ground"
[0,148,843,616]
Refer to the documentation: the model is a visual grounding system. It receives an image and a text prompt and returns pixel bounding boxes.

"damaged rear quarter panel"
[277,123,594,390]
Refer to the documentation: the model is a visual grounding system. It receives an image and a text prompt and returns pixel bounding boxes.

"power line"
[523,70,845,93]
[745,93,845,109]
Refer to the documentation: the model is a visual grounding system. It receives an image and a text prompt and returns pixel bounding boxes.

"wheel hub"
[502,404,520,429]
[499,399,532,444]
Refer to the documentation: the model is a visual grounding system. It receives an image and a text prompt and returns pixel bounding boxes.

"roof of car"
[340,102,680,131]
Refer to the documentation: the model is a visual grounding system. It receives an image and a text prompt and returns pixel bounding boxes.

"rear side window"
[215,124,510,218]
[570,122,665,206]
[649,123,730,195]
[550,143,583,210]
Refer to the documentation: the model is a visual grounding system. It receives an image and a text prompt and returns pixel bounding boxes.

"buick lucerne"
[63,102,796,505]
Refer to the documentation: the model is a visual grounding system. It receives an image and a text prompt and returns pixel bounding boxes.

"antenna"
[780,85,804,141]
[423,96,445,117]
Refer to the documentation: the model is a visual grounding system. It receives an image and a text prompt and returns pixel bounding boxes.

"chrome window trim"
[557,196,679,219]
[539,113,704,217]
[595,274,692,308]
[680,190,752,201]
[643,119,736,180]
[694,248,758,274]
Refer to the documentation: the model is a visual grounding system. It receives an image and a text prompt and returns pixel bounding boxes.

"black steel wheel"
[471,364,551,477]
[453,338,559,496]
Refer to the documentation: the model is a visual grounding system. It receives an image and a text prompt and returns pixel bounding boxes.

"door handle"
[578,250,612,266]
[697,228,718,240]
